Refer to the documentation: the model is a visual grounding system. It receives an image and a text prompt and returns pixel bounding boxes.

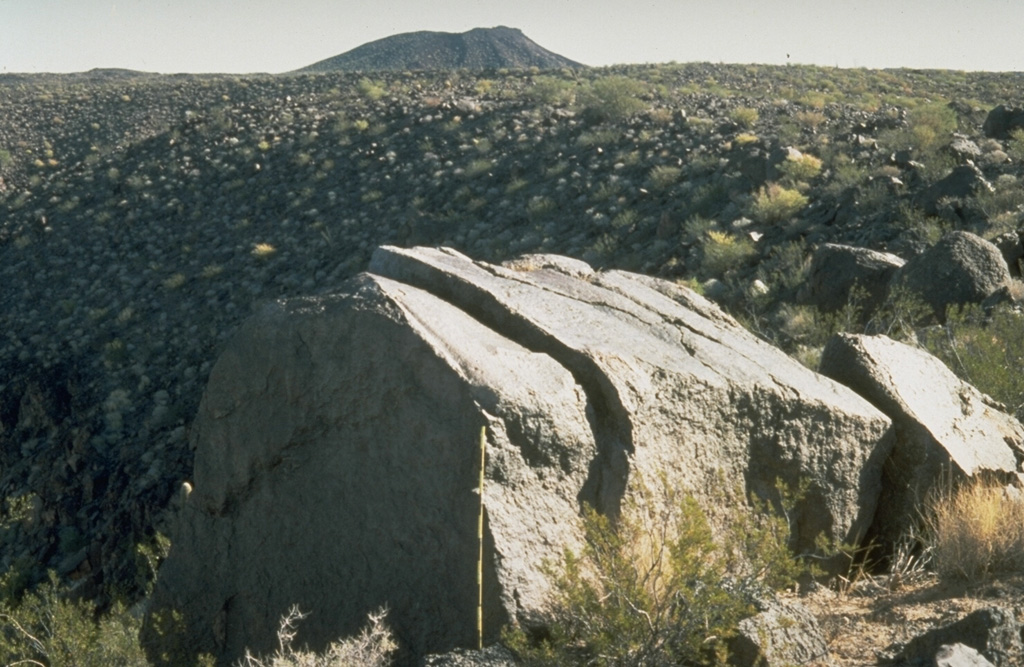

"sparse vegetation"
[4,61,1024,666]
[578,76,647,123]
[750,183,809,223]
[924,475,1024,584]
[730,106,759,128]
[505,478,807,666]
[237,606,396,667]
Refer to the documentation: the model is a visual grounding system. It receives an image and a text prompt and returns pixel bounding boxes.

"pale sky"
[2,0,1022,74]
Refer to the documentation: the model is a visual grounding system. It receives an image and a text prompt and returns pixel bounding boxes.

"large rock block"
[819,333,1024,543]
[145,247,894,665]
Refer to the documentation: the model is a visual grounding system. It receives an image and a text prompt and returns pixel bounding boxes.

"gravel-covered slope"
[1,64,1023,605]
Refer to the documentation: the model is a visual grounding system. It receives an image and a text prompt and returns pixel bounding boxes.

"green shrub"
[779,153,822,183]
[0,572,150,667]
[505,479,807,666]
[700,230,757,278]
[1007,128,1024,162]
[356,78,385,101]
[579,76,647,123]
[730,106,759,129]
[921,303,1024,421]
[647,165,682,190]
[750,183,808,223]
[528,76,577,107]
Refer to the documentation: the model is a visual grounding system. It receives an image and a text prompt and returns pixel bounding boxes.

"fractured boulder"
[819,333,1024,544]
[144,247,894,664]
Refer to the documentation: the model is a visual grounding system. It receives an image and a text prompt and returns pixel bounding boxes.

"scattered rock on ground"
[894,606,1022,667]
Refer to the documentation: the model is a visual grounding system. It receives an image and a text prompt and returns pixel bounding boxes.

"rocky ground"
[2,63,1024,662]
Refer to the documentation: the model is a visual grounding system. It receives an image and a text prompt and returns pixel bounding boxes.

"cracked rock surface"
[145,247,893,665]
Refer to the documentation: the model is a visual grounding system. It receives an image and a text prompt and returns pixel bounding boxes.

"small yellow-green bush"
[701,230,757,277]
[750,183,809,223]
[779,153,822,183]
[647,164,682,190]
[579,76,647,123]
[730,106,759,128]
[528,75,577,107]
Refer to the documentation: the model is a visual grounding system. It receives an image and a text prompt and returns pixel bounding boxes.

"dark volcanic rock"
[895,606,1023,667]
[799,243,905,314]
[983,105,1024,140]
[298,26,584,72]
[892,231,1011,319]
[916,165,993,217]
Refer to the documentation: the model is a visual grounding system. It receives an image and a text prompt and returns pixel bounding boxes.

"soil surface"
[800,573,1024,665]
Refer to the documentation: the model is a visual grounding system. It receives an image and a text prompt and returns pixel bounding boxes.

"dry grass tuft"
[236,606,396,667]
[924,476,1024,584]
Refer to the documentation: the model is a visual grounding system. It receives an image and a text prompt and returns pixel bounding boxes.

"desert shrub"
[700,230,757,278]
[733,132,759,146]
[578,76,646,123]
[528,76,577,107]
[923,476,1024,583]
[504,479,806,666]
[921,303,1024,421]
[907,101,958,152]
[794,110,826,129]
[1007,128,1024,162]
[749,183,808,223]
[778,153,822,183]
[237,606,396,667]
[647,165,682,190]
[356,78,385,101]
[0,572,150,666]
[730,106,759,129]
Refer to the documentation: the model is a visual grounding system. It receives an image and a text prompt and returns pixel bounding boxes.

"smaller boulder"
[892,231,1011,320]
[728,598,831,667]
[916,165,994,216]
[420,645,517,666]
[799,243,904,314]
[983,105,1024,140]
[947,134,983,162]
[991,231,1024,278]
[935,643,996,667]
[819,333,1024,545]
[895,607,1022,667]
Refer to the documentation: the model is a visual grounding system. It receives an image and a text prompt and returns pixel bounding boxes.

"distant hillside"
[298,26,585,72]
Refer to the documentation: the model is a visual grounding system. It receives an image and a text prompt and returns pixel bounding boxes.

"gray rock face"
[729,598,831,666]
[896,607,1022,667]
[819,333,1024,543]
[935,643,997,667]
[893,231,1011,319]
[799,243,905,314]
[144,247,894,664]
